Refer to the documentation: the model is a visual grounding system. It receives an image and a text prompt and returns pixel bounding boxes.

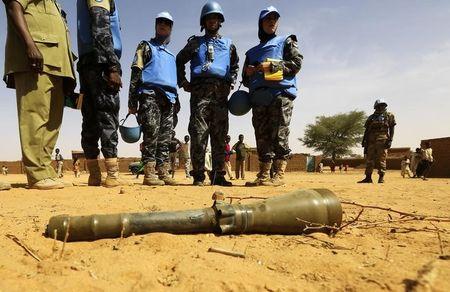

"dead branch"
[6,234,42,262]
[430,222,444,255]
[341,201,450,222]
[59,218,70,260]
[340,208,365,230]
[208,247,246,258]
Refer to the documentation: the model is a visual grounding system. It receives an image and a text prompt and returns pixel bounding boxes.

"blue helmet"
[259,5,280,21]
[119,114,141,144]
[200,1,225,26]
[374,98,387,109]
[156,11,173,24]
[228,90,251,116]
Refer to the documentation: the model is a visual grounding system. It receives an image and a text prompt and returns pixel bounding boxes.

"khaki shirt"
[3,0,75,88]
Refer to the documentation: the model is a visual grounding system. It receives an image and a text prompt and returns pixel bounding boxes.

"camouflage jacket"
[176,34,239,87]
[128,40,153,109]
[78,0,121,72]
[242,35,303,87]
[364,111,396,143]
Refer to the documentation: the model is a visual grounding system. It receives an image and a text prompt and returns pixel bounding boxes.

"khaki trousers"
[235,159,246,179]
[15,72,64,185]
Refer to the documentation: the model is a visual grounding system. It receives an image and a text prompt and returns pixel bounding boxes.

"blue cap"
[374,98,387,108]
[259,6,280,21]
[156,11,173,23]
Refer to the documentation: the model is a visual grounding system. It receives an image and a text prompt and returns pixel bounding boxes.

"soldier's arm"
[176,36,198,88]
[88,0,121,72]
[242,56,250,87]
[281,35,303,77]
[388,114,396,141]
[128,41,151,111]
[4,0,43,72]
[229,43,239,86]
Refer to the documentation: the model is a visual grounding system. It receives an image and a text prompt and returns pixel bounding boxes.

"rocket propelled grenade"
[45,189,342,242]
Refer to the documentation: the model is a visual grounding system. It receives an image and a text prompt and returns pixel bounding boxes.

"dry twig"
[430,222,444,255]
[59,219,70,260]
[226,196,268,204]
[208,247,246,258]
[5,234,42,262]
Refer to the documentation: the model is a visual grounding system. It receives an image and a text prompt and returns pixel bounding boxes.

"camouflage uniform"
[243,36,302,163]
[78,0,121,159]
[176,35,239,182]
[128,41,175,166]
[363,111,396,175]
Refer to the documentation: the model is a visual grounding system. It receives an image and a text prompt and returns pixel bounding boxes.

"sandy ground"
[0,170,449,292]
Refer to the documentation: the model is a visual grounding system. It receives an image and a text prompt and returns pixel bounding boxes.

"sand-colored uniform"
[3,0,76,185]
[364,111,396,175]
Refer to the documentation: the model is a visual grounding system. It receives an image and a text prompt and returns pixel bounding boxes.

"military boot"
[0,181,11,191]
[357,174,373,183]
[104,158,125,188]
[143,162,165,186]
[209,171,232,186]
[191,171,205,186]
[86,159,102,186]
[157,163,177,186]
[378,172,385,183]
[245,162,274,187]
[271,159,287,186]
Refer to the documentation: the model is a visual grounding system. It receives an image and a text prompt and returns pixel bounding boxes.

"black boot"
[191,170,205,186]
[210,171,232,186]
[378,172,385,183]
[358,174,373,183]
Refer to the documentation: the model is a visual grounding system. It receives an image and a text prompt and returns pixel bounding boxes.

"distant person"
[224,135,234,180]
[204,148,213,182]
[318,162,324,173]
[3,0,76,190]
[344,164,349,173]
[232,134,250,179]
[330,161,336,173]
[73,158,81,178]
[55,148,64,178]
[358,99,396,184]
[339,164,343,173]
[2,165,6,176]
[169,133,182,179]
[180,135,191,179]
[400,155,413,178]
[418,142,433,181]
[410,148,421,178]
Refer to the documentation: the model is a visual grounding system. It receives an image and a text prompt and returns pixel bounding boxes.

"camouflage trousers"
[365,141,388,175]
[80,66,120,159]
[252,95,294,162]
[188,82,230,179]
[138,91,174,166]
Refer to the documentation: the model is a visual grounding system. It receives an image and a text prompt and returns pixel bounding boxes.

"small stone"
[119,188,126,194]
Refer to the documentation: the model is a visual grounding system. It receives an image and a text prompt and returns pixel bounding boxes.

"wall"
[421,137,450,178]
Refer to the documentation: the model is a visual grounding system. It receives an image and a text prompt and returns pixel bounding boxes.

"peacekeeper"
[176,1,239,186]
[358,99,396,184]
[242,6,303,187]
[77,0,123,187]
[3,0,76,190]
[128,12,178,186]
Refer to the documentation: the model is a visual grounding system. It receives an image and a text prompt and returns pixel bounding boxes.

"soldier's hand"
[107,71,122,92]
[245,65,258,76]
[26,43,44,72]
[128,107,137,115]
[182,81,192,92]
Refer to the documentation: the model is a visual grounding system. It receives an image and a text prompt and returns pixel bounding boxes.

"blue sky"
[1,0,450,160]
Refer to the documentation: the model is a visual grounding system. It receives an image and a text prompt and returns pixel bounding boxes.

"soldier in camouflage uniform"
[77,0,123,187]
[358,99,396,184]
[128,12,178,186]
[176,2,239,186]
[242,6,303,187]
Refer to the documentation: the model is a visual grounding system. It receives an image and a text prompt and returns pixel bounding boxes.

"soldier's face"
[205,14,221,31]
[262,13,279,34]
[375,104,387,111]
[156,21,172,37]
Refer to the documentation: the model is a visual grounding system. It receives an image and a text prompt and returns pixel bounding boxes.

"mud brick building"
[421,137,450,178]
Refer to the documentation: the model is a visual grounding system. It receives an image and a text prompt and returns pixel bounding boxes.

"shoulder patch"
[87,0,110,11]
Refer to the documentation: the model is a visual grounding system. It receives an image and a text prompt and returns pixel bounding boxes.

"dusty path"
[0,170,449,291]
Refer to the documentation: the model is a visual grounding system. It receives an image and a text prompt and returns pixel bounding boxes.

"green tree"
[300,111,366,160]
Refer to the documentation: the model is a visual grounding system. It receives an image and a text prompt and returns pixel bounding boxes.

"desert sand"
[0,170,449,291]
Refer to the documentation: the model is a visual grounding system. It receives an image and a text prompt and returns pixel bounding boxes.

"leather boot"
[143,162,165,186]
[104,158,124,188]
[245,162,274,187]
[272,159,287,186]
[191,170,205,186]
[357,173,373,183]
[86,159,102,186]
[157,163,177,185]
[209,171,232,186]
